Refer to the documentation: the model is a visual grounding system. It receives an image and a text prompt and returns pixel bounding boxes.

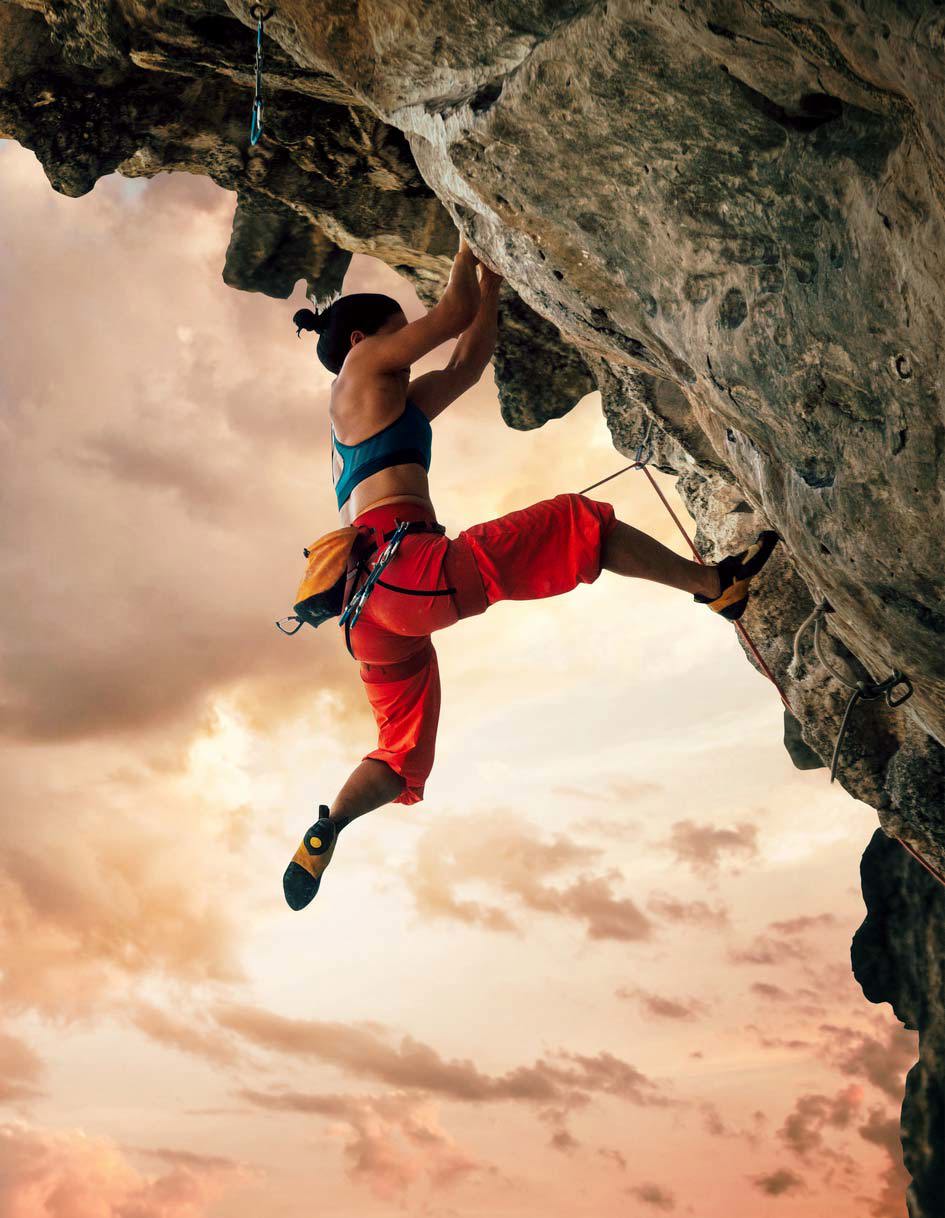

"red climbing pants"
[348,493,617,805]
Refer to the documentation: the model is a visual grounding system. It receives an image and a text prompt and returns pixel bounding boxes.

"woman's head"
[293,293,405,374]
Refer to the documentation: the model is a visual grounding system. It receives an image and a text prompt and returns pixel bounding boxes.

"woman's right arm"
[352,239,482,373]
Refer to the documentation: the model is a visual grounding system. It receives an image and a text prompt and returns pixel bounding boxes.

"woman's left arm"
[408,268,504,420]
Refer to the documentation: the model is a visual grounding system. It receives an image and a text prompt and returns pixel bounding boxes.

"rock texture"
[853,830,944,1218]
[1,1,943,1210]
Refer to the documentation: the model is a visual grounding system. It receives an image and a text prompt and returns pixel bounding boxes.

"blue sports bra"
[331,398,432,509]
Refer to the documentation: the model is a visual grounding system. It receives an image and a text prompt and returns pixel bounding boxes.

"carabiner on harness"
[339,521,410,631]
[249,6,274,146]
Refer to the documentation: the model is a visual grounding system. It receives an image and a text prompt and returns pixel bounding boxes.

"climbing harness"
[791,600,913,782]
[249,6,274,146]
[339,522,412,631]
[337,520,455,657]
[277,519,454,657]
[576,423,941,889]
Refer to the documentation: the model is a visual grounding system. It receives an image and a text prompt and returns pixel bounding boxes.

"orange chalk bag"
[275,527,361,635]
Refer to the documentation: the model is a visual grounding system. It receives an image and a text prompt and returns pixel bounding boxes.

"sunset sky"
[0,138,913,1217]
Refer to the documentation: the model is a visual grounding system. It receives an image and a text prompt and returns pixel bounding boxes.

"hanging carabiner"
[249,6,274,146]
[339,521,410,631]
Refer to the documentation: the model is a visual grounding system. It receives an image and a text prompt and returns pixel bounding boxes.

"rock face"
[1,2,943,1209]
[853,830,945,1218]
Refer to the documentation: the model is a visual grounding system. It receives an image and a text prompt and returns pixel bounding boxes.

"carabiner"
[885,672,914,709]
[248,7,274,147]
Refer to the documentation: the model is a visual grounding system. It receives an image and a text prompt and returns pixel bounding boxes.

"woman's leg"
[603,520,720,598]
[453,492,720,610]
[330,758,406,829]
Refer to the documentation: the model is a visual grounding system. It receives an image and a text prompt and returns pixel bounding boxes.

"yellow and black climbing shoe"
[695,530,780,622]
[283,806,338,910]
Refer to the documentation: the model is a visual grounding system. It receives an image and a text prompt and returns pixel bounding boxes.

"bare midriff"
[337,463,436,526]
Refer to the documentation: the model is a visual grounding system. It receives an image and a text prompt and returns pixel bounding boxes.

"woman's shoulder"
[329,371,409,442]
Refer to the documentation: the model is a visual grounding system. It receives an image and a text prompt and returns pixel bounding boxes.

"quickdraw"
[791,600,914,782]
[339,521,411,631]
[830,671,914,783]
[249,6,274,146]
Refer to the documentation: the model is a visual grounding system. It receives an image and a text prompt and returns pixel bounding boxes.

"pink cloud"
[820,1023,917,1099]
[857,1106,912,1218]
[778,1084,864,1159]
[0,1122,247,1217]
[0,1029,43,1103]
[645,891,731,929]
[0,830,241,1015]
[732,910,846,968]
[616,987,707,1021]
[627,1181,677,1210]
[750,1167,806,1196]
[221,1003,671,1110]
[239,1090,485,1199]
[664,820,758,874]
[406,813,652,940]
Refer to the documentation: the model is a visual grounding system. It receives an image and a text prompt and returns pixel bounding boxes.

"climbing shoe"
[695,530,780,621]
[283,806,338,910]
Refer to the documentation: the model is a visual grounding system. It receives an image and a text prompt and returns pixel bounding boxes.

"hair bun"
[293,306,327,337]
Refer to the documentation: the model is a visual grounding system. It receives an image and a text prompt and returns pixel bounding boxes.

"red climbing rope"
[583,460,945,891]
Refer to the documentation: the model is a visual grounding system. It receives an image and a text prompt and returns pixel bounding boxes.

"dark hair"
[293,292,403,374]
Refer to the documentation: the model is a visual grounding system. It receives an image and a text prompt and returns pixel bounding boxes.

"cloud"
[750,1167,806,1196]
[663,820,758,874]
[0,809,241,1016]
[731,910,842,968]
[820,1023,917,1100]
[240,1089,486,1199]
[616,988,707,1021]
[548,1126,579,1153]
[129,1003,242,1069]
[627,1181,676,1210]
[0,156,374,746]
[698,1102,766,1144]
[857,1106,911,1218]
[405,813,652,941]
[750,982,791,1001]
[769,914,836,935]
[645,891,731,929]
[222,1003,671,1113]
[133,1147,244,1172]
[778,1085,863,1159]
[0,1122,246,1217]
[0,1029,43,1103]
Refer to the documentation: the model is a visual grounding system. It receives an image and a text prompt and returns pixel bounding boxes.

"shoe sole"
[283,819,336,911]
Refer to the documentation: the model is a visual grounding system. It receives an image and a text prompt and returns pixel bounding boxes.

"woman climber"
[282,235,779,910]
